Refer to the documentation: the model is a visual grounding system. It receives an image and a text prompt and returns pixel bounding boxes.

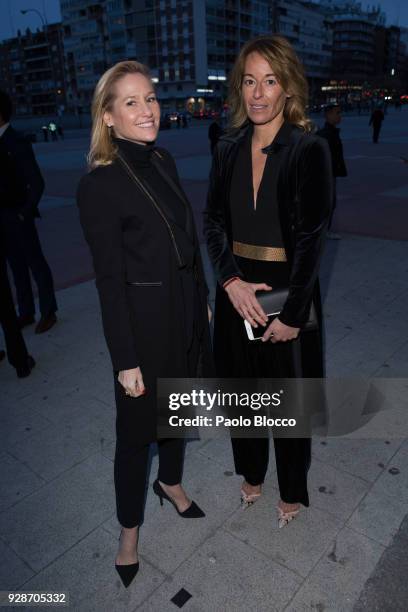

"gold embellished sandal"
[277,504,300,529]
[240,488,262,509]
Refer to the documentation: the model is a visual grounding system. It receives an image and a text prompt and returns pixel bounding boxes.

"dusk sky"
[0,0,407,42]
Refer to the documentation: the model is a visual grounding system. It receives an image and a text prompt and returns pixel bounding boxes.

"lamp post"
[21,7,45,28]
[21,8,58,116]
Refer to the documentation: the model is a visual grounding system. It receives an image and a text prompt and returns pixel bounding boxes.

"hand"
[225,279,271,327]
[118,366,146,398]
[262,318,300,343]
[207,303,213,323]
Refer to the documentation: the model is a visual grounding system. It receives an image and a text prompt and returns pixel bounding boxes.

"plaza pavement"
[1,110,408,611]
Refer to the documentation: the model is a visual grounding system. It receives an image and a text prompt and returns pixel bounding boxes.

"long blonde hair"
[88,60,152,169]
[228,35,312,132]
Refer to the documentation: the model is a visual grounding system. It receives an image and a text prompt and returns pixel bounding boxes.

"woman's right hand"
[118,366,146,398]
[224,279,271,327]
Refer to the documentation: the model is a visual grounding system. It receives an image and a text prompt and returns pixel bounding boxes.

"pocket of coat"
[126,281,163,286]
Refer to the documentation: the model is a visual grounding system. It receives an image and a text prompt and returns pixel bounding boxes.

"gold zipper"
[117,153,184,268]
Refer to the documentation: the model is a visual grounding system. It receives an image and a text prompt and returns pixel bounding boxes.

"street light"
[21,8,45,28]
[21,7,59,115]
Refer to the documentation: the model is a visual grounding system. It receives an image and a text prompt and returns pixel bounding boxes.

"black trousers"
[114,322,201,528]
[232,437,311,506]
[214,264,312,508]
[0,252,29,369]
[225,335,311,506]
[1,211,57,318]
[114,437,186,528]
[230,337,311,507]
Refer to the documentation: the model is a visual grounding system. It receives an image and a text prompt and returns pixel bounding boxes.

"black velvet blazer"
[203,120,333,329]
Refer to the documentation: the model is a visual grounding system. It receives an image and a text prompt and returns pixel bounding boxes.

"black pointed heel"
[115,529,139,588]
[115,562,139,588]
[152,479,205,518]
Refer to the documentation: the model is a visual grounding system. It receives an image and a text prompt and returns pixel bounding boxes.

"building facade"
[60,0,112,112]
[122,0,272,112]
[271,0,333,98]
[0,24,67,116]
[2,0,406,116]
[59,0,408,113]
[320,0,385,81]
[60,0,277,113]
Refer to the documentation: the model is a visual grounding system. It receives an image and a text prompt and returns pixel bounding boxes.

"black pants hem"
[231,436,311,507]
[115,438,186,529]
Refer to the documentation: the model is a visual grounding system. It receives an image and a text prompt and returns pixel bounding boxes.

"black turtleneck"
[113,136,155,167]
[113,136,186,228]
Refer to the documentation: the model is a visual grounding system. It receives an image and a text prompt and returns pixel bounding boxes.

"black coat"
[0,126,44,218]
[316,122,347,178]
[77,146,213,445]
[203,121,333,377]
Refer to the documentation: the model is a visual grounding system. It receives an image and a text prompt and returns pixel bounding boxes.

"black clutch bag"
[255,289,317,332]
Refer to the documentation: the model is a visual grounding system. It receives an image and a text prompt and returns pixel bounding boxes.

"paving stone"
[345,405,408,440]
[285,527,384,611]
[223,491,343,578]
[371,443,408,503]
[8,419,105,482]
[133,452,243,575]
[347,488,408,546]
[0,537,35,590]
[0,402,53,452]
[0,454,114,572]
[196,437,239,470]
[139,530,301,612]
[324,324,353,349]
[312,437,402,482]
[308,458,369,520]
[184,437,209,457]
[20,526,165,612]
[354,515,408,612]
[0,451,44,512]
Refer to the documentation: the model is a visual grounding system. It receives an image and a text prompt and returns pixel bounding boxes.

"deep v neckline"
[250,142,268,211]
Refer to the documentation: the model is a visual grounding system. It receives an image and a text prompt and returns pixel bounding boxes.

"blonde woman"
[77,61,213,587]
[204,35,333,527]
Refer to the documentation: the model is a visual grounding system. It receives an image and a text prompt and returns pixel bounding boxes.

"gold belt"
[233,241,287,262]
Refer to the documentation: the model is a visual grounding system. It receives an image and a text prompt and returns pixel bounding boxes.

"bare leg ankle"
[158,481,191,513]
[242,480,262,496]
[278,500,300,513]
[240,480,262,508]
[116,526,139,565]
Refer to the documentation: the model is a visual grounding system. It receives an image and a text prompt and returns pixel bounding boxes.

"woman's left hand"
[262,318,300,343]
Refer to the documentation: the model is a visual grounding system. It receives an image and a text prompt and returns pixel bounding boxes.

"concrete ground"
[0,109,408,611]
